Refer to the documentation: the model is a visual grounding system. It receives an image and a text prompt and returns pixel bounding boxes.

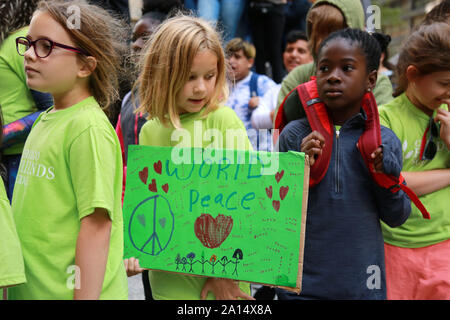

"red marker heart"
[275,170,284,183]
[153,160,162,175]
[148,179,157,192]
[272,200,280,212]
[279,186,289,200]
[162,183,169,193]
[265,186,273,199]
[194,214,233,249]
[139,167,148,185]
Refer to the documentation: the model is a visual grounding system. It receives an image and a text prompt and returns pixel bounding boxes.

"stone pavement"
[128,274,145,300]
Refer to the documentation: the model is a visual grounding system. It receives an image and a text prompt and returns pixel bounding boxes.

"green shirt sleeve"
[69,126,121,220]
[0,181,26,288]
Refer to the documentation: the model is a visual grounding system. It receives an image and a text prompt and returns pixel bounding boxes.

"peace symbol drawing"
[128,194,175,256]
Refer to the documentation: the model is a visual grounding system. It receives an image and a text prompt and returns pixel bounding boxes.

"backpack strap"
[249,72,259,97]
[358,92,431,219]
[273,86,298,145]
[296,79,334,187]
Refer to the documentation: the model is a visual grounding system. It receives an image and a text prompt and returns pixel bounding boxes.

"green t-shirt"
[0,27,37,155]
[139,106,252,300]
[8,96,128,299]
[379,93,450,248]
[0,180,26,289]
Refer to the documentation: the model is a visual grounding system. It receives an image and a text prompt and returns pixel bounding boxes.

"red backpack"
[275,79,430,219]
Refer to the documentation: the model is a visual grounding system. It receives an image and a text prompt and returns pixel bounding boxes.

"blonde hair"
[307,4,346,58]
[36,0,129,110]
[394,22,450,97]
[225,37,256,59]
[135,14,228,129]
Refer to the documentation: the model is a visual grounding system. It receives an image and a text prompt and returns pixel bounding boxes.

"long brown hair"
[35,0,129,109]
[394,22,450,97]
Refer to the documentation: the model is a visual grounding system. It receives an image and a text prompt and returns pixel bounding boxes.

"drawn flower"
[210,254,217,263]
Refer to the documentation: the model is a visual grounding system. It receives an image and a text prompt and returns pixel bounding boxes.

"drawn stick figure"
[232,249,243,276]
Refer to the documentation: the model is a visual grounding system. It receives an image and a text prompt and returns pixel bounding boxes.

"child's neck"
[51,85,92,111]
[329,108,360,126]
[405,87,433,117]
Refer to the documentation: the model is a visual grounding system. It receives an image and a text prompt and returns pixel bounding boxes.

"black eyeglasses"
[422,117,439,161]
[16,36,89,58]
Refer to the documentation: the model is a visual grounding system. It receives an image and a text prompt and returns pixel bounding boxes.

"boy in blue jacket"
[277,29,411,299]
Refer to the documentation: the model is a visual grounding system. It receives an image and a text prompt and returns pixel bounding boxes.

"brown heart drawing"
[275,170,284,183]
[162,183,169,193]
[139,167,148,185]
[153,160,162,175]
[148,179,157,192]
[194,214,233,249]
[265,186,273,199]
[272,200,280,212]
[280,186,289,200]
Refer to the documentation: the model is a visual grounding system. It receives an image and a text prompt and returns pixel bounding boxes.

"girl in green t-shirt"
[124,14,255,300]
[9,0,129,300]
[379,22,450,300]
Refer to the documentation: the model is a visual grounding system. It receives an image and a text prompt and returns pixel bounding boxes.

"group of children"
[0,0,448,300]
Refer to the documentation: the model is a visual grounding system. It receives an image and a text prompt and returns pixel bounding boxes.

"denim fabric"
[197,0,246,42]
[184,0,198,11]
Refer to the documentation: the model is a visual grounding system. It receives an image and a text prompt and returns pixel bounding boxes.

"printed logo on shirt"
[15,148,55,186]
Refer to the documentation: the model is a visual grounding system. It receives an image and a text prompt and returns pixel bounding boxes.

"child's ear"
[366,69,378,92]
[405,65,420,83]
[77,56,97,78]
[248,57,254,69]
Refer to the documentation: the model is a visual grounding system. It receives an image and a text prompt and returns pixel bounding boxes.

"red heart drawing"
[275,170,284,183]
[153,160,162,175]
[162,183,169,193]
[148,179,157,192]
[272,200,280,212]
[265,186,273,199]
[139,167,148,185]
[280,186,289,200]
[194,214,233,249]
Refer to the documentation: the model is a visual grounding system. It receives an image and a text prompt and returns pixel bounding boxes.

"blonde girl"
[126,14,254,300]
[9,0,128,299]
[379,22,450,300]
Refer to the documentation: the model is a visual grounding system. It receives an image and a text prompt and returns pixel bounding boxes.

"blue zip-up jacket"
[276,111,411,300]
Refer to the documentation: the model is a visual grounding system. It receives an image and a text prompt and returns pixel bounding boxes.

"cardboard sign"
[123,145,309,292]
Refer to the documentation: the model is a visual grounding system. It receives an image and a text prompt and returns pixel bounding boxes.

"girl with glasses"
[378,22,450,300]
[8,0,129,300]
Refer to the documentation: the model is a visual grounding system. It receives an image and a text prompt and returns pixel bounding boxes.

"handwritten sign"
[123,145,309,293]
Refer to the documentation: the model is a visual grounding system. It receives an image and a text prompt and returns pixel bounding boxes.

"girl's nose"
[24,45,37,61]
[327,70,341,83]
[194,79,206,94]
